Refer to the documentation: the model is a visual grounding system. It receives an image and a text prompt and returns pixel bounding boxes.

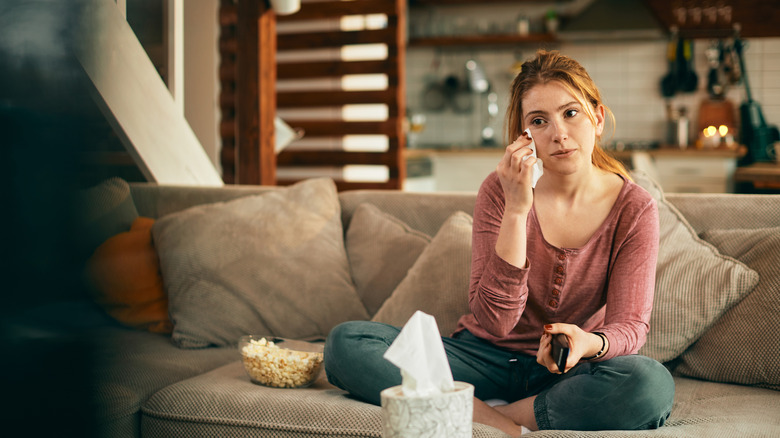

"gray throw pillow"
[677,227,780,391]
[74,177,139,256]
[153,178,369,348]
[372,211,473,337]
[632,171,759,363]
[346,203,431,316]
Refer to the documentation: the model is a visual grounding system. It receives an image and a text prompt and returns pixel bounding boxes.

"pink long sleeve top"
[454,172,660,361]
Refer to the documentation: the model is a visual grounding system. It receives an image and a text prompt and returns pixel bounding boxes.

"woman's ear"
[594,104,606,137]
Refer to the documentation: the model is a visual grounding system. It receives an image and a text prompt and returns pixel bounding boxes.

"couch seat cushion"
[90,327,237,437]
[141,349,506,438]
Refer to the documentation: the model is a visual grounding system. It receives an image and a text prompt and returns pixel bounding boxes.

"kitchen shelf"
[409,33,557,47]
[410,0,571,5]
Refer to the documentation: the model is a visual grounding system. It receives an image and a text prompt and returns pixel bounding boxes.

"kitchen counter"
[405,145,749,193]
[734,162,780,192]
[406,145,746,159]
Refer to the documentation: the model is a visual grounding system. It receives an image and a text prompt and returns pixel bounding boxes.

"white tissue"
[522,128,544,188]
[383,311,455,397]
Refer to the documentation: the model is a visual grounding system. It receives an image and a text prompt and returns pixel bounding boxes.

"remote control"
[551,334,570,373]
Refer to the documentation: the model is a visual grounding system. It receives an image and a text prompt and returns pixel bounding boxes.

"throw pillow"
[152,177,369,348]
[73,177,139,257]
[632,171,759,363]
[372,211,473,337]
[677,227,780,390]
[85,217,172,334]
[346,203,431,316]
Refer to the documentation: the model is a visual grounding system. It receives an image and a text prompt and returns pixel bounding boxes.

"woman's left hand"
[537,323,601,374]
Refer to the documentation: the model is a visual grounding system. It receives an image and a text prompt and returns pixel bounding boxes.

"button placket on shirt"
[549,251,567,309]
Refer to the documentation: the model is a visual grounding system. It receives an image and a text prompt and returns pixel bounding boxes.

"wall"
[407,37,780,149]
[183,0,221,173]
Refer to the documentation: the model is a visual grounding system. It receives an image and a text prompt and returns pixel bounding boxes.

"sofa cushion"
[140,352,506,438]
[152,178,369,348]
[140,361,780,438]
[346,203,431,316]
[371,211,473,337]
[86,217,172,334]
[90,327,237,438]
[632,172,759,363]
[676,227,780,391]
[74,177,139,257]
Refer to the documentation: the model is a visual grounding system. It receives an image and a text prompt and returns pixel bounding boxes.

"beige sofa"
[71,173,780,437]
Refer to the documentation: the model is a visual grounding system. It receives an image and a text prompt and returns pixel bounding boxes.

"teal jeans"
[324,321,674,431]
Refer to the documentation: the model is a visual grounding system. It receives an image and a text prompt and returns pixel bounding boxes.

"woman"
[324,50,674,436]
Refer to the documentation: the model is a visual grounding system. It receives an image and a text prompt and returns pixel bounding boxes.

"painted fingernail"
[544,324,553,330]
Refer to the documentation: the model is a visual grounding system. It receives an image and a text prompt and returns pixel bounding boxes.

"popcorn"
[240,337,323,388]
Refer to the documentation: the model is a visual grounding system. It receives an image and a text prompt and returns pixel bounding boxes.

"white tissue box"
[380,381,474,438]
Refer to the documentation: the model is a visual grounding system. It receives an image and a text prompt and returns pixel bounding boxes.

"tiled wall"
[406,37,780,149]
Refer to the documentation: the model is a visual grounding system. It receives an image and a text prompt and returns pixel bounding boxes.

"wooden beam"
[278,89,397,107]
[287,120,399,137]
[276,0,396,20]
[278,28,397,50]
[277,59,399,79]
[74,0,222,186]
[277,151,398,167]
[236,0,276,185]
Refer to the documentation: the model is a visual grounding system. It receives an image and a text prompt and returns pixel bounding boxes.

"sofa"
[18,172,780,438]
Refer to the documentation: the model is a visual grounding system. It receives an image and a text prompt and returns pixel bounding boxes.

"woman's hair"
[506,49,631,180]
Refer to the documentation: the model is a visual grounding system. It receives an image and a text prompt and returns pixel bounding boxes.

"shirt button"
[558,253,566,261]
[549,299,558,308]
[552,289,560,296]
[555,266,564,274]
[554,277,563,285]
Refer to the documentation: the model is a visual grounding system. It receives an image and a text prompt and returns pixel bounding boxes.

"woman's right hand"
[496,132,538,215]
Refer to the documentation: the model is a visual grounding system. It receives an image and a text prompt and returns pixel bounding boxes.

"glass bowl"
[238,335,324,388]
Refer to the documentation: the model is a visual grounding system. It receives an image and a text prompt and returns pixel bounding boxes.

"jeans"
[324,321,674,431]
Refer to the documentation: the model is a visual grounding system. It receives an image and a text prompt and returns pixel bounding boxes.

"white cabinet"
[629,149,742,193]
[653,156,737,193]
[405,149,502,192]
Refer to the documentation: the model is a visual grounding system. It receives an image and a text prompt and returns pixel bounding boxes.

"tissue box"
[380,381,474,438]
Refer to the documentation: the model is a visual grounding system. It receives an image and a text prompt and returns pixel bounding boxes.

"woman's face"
[521,81,604,176]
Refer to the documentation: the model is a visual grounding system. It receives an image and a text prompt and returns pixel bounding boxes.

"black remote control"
[551,334,570,373]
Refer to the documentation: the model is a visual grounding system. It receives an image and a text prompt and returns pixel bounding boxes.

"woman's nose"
[550,121,568,143]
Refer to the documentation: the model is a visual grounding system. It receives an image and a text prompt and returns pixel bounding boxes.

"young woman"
[324,50,674,436]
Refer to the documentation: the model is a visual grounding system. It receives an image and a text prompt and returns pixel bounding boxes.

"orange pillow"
[86,217,172,334]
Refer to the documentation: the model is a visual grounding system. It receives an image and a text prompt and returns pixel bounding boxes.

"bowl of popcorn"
[238,335,324,388]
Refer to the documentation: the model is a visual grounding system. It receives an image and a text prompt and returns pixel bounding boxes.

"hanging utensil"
[421,53,447,112]
[705,41,723,98]
[660,31,679,98]
[680,39,698,93]
[734,35,779,164]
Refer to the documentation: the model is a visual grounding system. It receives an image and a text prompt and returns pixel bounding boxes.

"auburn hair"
[506,49,631,181]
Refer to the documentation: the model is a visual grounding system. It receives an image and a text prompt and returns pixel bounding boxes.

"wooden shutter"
[275,0,406,190]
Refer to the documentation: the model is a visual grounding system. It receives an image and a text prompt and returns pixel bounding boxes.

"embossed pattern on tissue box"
[380,382,474,438]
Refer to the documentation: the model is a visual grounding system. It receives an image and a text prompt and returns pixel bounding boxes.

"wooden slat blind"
[275,0,406,190]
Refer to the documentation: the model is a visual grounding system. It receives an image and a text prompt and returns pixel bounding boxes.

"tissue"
[522,128,544,188]
[383,311,455,397]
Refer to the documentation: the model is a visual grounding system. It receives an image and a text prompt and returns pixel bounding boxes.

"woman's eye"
[565,109,578,118]
[531,118,545,125]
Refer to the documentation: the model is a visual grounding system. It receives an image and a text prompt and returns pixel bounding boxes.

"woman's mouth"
[551,149,576,158]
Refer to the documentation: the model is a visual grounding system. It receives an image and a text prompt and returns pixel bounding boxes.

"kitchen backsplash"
[406,37,780,149]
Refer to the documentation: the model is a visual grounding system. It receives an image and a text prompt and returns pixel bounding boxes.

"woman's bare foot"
[493,396,539,432]
[473,398,525,437]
